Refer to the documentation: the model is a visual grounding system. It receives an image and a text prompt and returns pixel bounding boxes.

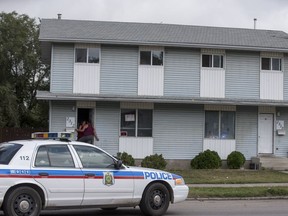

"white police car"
[0,132,188,216]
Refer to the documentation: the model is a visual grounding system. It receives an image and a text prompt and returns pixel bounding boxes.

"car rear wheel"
[139,183,170,216]
[3,186,41,216]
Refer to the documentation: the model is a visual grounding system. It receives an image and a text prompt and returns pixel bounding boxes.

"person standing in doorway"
[76,120,99,144]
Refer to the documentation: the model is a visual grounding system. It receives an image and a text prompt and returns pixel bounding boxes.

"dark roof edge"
[36,91,288,107]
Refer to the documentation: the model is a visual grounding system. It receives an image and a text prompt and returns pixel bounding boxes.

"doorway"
[258,114,273,154]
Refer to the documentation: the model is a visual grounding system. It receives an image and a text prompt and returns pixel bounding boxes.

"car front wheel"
[3,186,42,216]
[139,183,170,216]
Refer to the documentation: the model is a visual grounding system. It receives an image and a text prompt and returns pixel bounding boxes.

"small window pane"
[205,111,219,138]
[261,58,270,70]
[48,145,75,168]
[213,55,223,68]
[140,51,151,65]
[138,110,153,137]
[121,109,136,136]
[75,48,87,63]
[152,51,163,66]
[272,58,281,71]
[202,55,212,67]
[220,112,235,139]
[88,48,100,63]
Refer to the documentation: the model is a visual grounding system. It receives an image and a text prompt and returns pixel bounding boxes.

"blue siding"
[50,101,76,132]
[164,48,200,97]
[154,104,204,159]
[283,55,288,100]
[275,107,288,157]
[51,44,74,93]
[96,102,120,155]
[100,45,138,95]
[226,51,260,99]
[236,106,258,159]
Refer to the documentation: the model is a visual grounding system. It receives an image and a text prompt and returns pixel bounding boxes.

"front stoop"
[251,155,288,171]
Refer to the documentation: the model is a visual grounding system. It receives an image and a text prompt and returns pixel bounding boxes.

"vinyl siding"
[164,48,200,97]
[96,102,120,155]
[283,55,288,100]
[235,106,258,159]
[51,44,74,93]
[50,101,76,132]
[153,104,204,159]
[275,107,288,157]
[100,45,138,95]
[226,51,260,99]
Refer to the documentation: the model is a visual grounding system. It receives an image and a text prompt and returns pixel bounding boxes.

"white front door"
[258,114,273,154]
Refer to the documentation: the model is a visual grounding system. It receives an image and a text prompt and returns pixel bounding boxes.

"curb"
[186,196,288,201]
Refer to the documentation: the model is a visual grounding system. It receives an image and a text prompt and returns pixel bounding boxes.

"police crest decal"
[103,172,114,186]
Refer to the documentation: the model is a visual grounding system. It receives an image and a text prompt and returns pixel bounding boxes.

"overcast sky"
[1,0,288,32]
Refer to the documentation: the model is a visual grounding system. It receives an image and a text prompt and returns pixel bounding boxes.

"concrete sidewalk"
[187,183,288,187]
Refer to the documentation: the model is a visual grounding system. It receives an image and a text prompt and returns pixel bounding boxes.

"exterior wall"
[51,44,74,93]
[164,48,200,97]
[95,102,120,155]
[235,106,258,159]
[200,68,225,98]
[283,54,288,100]
[50,101,76,132]
[226,51,260,99]
[153,104,204,159]
[275,107,288,157]
[100,45,138,95]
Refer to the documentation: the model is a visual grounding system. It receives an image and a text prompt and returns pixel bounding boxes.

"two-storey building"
[38,18,288,168]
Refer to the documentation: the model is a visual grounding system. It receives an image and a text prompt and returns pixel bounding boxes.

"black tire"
[3,186,42,216]
[139,183,170,216]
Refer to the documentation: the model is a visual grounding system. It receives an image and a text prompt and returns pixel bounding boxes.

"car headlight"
[175,178,185,186]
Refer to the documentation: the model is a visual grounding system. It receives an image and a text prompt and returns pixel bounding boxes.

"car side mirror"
[115,160,123,169]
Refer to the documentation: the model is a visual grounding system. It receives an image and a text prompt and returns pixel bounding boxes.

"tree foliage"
[0,11,49,128]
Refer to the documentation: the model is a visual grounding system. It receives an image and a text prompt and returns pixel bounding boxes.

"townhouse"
[38,18,288,167]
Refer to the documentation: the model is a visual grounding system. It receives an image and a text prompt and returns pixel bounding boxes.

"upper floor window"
[202,54,224,68]
[140,51,163,66]
[75,48,100,63]
[120,109,153,137]
[261,57,282,71]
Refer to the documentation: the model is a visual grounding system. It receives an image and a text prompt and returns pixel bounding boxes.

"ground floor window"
[120,109,153,137]
[205,111,235,139]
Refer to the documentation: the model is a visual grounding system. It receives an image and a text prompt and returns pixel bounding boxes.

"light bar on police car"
[31,132,73,139]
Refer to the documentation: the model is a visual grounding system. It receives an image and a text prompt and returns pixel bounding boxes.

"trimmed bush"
[227,151,246,169]
[116,152,135,166]
[141,154,167,170]
[191,150,222,169]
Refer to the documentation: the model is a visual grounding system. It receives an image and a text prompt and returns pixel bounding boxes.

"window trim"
[261,57,282,71]
[75,47,100,64]
[201,54,224,69]
[120,109,153,137]
[139,50,164,66]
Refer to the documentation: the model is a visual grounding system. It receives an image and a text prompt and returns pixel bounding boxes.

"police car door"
[72,145,134,206]
[32,144,84,206]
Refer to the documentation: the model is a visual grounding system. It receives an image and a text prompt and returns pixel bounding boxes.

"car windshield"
[0,143,22,165]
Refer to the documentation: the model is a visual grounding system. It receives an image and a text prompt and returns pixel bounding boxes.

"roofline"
[39,38,288,53]
[36,91,288,107]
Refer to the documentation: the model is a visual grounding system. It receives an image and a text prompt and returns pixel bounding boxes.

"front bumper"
[173,185,189,203]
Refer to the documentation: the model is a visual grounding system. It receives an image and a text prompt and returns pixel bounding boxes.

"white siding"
[73,64,100,94]
[200,68,225,98]
[203,139,236,159]
[119,137,153,159]
[260,71,283,100]
[138,66,164,96]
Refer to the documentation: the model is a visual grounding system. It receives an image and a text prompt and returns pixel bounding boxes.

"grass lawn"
[171,169,288,184]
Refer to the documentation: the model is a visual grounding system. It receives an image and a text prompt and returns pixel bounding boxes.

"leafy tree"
[0,11,49,128]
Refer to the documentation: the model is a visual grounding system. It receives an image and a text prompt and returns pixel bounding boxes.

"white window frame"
[201,54,224,68]
[261,57,282,71]
[75,47,100,64]
[139,50,164,66]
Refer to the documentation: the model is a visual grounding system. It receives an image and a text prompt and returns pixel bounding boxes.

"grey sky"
[1,0,288,32]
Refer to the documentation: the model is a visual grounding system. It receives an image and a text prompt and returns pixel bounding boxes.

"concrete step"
[258,157,288,171]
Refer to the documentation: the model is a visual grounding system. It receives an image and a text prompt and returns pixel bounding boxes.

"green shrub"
[191,150,222,169]
[227,151,246,169]
[141,154,167,170]
[116,152,135,166]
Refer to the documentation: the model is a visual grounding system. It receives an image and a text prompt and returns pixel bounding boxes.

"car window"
[35,145,75,168]
[0,143,22,165]
[73,145,115,168]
